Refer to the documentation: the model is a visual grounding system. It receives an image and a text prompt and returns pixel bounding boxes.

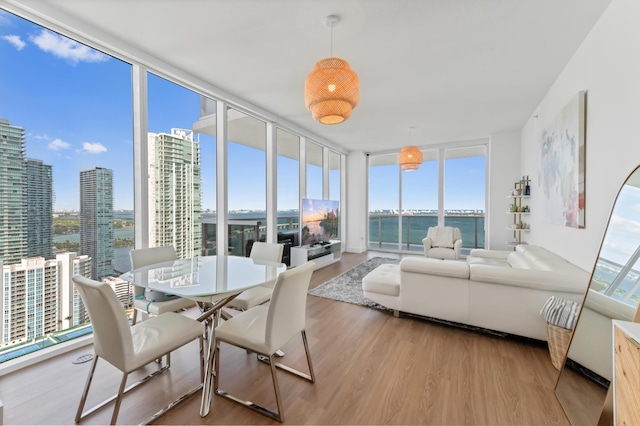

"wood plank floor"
[0,251,572,425]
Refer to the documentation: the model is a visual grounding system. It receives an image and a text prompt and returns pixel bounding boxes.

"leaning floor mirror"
[555,166,640,425]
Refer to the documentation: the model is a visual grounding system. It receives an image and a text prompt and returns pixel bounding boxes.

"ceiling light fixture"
[304,15,359,125]
[398,146,423,171]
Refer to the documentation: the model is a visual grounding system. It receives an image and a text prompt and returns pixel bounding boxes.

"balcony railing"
[368,214,485,252]
[202,216,299,258]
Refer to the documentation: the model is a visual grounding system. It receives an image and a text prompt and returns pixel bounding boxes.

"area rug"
[308,257,400,311]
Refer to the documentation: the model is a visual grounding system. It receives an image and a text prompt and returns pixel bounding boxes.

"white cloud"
[82,142,107,154]
[32,133,51,141]
[0,10,12,26]
[30,29,108,65]
[2,34,25,50]
[48,138,71,151]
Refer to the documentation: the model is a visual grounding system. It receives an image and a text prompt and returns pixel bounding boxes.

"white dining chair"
[129,246,196,324]
[226,241,285,311]
[72,275,205,425]
[213,261,316,423]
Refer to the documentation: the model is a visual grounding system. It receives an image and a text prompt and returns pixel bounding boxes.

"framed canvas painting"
[539,91,586,228]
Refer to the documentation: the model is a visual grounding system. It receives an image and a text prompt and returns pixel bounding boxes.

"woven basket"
[546,322,572,370]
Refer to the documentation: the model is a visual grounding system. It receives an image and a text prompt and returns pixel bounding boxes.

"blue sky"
[1,9,485,213]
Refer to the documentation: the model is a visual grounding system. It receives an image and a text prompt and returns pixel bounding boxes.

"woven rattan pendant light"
[398,146,423,171]
[304,15,359,125]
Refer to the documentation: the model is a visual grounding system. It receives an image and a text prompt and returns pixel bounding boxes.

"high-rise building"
[25,159,54,259]
[56,251,92,330]
[80,167,114,280]
[148,129,202,259]
[103,276,132,308]
[1,252,92,346]
[0,118,27,265]
[1,257,58,345]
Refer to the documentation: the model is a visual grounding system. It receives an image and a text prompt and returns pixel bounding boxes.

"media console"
[290,240,341,270]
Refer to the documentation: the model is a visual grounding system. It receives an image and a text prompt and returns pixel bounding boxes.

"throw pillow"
[540,296,581,330]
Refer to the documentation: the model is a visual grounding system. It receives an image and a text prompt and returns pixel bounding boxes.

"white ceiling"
[4,0,612,154]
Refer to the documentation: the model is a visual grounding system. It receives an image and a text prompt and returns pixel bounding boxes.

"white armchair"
[422,226,462,259]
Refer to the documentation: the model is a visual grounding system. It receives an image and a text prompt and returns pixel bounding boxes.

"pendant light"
[304,15,359,125]
[398,146,424,171]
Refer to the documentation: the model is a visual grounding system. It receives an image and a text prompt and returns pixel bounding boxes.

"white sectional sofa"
[362,245,590,341]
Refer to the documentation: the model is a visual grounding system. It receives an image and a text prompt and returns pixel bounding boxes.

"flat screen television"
[300,198,340,246]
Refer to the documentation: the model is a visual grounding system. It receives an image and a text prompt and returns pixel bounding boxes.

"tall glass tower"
[148,129,202,259]
[26,159,54,259]
[0,118,27,265]
[80,167,114,280]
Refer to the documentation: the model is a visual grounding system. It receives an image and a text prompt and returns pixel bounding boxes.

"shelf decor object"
[507,176,531,247]
[304,15,359,125]
[539,90,586,228]
[398,146,423,171]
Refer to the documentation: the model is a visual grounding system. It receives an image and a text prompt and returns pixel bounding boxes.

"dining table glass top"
[122,255,287,299]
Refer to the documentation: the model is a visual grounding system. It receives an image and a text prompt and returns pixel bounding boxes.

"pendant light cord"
[330,23,333,58]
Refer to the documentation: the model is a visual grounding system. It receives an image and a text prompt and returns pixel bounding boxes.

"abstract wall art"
[538,91,586,228]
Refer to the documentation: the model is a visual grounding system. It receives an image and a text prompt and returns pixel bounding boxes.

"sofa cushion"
[362,264,400,296]
[401,257,469,279]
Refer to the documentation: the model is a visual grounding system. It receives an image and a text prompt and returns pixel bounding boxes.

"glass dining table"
[120,254,287,420]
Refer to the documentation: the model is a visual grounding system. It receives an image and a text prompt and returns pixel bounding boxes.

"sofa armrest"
[469,264,587,294]
[422,237,433,254]
[453,239,462,258]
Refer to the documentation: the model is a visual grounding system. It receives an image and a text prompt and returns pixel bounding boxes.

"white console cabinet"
[291,240,341,270]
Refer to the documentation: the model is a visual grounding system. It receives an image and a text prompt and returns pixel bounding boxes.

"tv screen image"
[301,198,339,246]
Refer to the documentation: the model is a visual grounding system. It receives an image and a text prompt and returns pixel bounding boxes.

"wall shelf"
[506,177,531,247]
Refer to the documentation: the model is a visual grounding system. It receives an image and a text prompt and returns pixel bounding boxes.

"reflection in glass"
[555,167,640,425]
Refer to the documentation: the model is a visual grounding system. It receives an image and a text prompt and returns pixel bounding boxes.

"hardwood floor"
[0,251,571,425]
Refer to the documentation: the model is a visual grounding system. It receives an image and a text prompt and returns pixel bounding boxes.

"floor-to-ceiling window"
[401,151,438,252]
[0,11,132,357]
[306,140,323,200]
[147,73,215,259]
[227,108,267,256]
[276,129,300,262]
[329,150,342,239]
[368,154,400,250]
[444,146,486,250]
[368,145,486,253]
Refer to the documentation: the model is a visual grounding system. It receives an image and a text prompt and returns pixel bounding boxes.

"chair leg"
[131,308,138,325]
[301,330,316,383]
[75,355,99,423]
[268,355,285,422]
[213,338,220,392]
[214,348,285,423]
[199,336,205,383]
[257,331,315,383]
[110,373,129,425]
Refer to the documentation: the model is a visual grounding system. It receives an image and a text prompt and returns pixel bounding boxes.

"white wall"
[487,131,522,251]
[520,0,640,271]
